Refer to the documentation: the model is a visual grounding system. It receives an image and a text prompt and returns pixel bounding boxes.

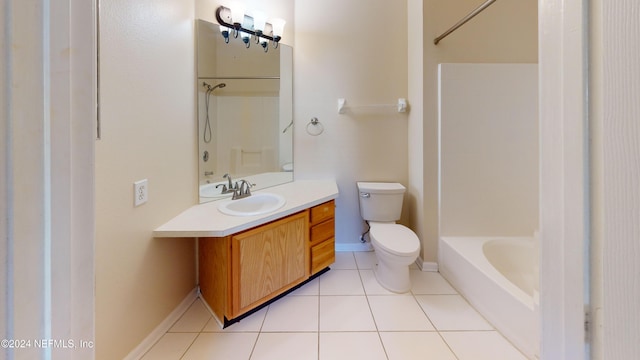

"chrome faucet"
[231,180,254,200]
[223,173,233,189]
[216,173,236,194]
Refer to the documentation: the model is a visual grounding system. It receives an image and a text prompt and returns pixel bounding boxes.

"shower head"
[203,82,227,92]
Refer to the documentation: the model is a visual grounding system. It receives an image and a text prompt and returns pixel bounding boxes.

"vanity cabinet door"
[230,211,309,318]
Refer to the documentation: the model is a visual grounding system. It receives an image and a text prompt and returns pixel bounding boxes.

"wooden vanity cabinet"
[231,211,309,317]
[199,200,336,325]
[199,210,310,323]
[309,200,336,275]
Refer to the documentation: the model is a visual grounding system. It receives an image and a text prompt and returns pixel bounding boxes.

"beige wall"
[407,0,426,263]
[96,1,197,359]
[294,0,409,249]
[416,0,538,261]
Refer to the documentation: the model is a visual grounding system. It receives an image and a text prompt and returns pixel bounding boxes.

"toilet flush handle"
[360,192,370,198]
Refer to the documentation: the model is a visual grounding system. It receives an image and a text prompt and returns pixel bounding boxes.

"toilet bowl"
[357,182,421,293]
[370,223,420,293]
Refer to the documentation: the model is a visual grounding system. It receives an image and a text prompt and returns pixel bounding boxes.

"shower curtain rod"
[434,0,498,45]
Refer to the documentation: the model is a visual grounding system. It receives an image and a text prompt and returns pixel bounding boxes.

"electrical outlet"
[134,179,148,207]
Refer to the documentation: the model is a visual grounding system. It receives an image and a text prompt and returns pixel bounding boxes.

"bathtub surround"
[414,0,538,265]
[439,63,539,236]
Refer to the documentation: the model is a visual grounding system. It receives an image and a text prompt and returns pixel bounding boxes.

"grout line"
[356,265,391,360]
[435,330,461,360]
[246,332,260,359]
[244,300,268,359]
[178,333,201,360]
[317,275,321,360]
[410,291,438,331]
[316,292,320,360]
[438,329,497,333]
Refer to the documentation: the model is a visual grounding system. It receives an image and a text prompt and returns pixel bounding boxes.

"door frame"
[538,0,589,358]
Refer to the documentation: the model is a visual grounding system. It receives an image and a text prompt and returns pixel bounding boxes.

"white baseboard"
[124,287,199,360]
[199,294,224,329]
[415,257,439,272]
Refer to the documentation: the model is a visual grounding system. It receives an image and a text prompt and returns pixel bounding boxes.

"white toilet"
[357,182,421,293]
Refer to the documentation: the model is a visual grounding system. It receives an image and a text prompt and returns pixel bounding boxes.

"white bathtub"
[439,236,539,359]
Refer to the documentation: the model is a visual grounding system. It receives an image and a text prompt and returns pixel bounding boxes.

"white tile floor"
[141,251,528,360]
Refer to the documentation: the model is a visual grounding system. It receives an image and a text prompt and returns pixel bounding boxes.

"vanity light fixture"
[216,4,285,52]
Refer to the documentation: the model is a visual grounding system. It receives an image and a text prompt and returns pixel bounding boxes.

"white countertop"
[153,180,339,238]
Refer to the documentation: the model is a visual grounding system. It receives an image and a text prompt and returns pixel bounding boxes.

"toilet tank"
[357,182,405,222]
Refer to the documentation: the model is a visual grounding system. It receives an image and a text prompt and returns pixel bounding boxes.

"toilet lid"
[370,224,420,256]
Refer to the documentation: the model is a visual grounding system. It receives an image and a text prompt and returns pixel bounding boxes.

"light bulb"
[269,18,286,38]
[252,10,267,33]
[229,1,246,26]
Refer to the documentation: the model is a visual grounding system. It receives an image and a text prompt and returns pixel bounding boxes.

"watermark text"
[1,338,94,349]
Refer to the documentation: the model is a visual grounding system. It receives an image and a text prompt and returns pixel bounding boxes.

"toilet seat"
[370,224,420,256]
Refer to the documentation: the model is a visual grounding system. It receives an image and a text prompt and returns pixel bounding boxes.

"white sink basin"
[217,193,286,217]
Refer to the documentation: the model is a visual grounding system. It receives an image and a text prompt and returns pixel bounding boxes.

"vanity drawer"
[311,238,335,275]
[310,218,334,244]
[310,200,335,225]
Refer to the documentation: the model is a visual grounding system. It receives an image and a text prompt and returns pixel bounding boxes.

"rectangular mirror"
[196,19,293,203]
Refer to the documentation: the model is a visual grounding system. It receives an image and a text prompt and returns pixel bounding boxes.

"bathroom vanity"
[160,20,331,326]
[153,180,338,326]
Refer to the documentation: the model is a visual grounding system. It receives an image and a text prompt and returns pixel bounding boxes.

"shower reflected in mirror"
[202,82,226,144]
[196,19,293,203]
